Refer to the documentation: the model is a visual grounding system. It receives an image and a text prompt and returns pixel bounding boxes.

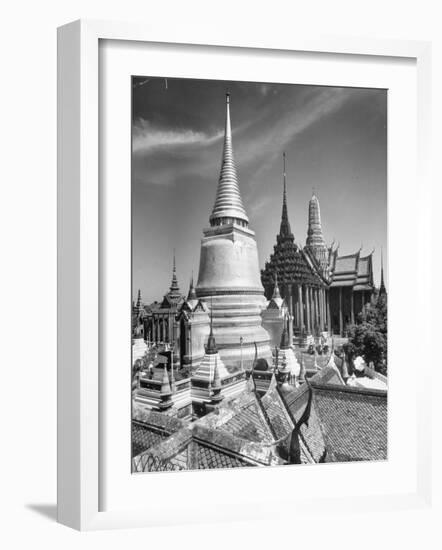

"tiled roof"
[334,254,358,273]
[357,257,369,276]
[131,406,188,457]
[279,382,311,423]
[195,443,252,469]
[302,383,387,462]
[261,385,294,440]
[279,365,345,422]
[330,252,374,290]
[132,423,168,456]
[222,399,275,443]
[309,364,344,386]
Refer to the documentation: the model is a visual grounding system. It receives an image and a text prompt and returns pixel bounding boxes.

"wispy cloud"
[133,119,223,154]
[237,88,353,174]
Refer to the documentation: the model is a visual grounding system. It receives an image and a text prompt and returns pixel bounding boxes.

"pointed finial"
[272,271,281,300]
[210,92,249,226]
[169,250,180,294]
[379,247,386,294]
[187,272,197,301]
[213,356,221,388]
[160,365,171,395]
[279,153,293,239]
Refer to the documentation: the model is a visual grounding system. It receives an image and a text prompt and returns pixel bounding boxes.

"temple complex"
[195,93,272,368]
[261,158,330,343]
[261,156,376,338]
[131,90,387,473]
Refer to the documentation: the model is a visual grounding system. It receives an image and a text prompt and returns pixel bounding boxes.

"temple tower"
[379,248,387,296]
[196,93,272,369]
[305,193,329,277]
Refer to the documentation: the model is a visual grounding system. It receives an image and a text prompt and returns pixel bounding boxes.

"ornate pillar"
[327,290,331,334]
[323,289,327,331]
[320,289,324,331]
[305,286,311,334]
[316,288,322,331]
[298,283,304,333]
[339,287,343,335]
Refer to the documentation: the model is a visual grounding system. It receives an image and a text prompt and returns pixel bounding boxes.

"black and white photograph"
[131,77,388,472]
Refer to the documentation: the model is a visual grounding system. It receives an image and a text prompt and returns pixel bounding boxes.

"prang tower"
[196,93,272,369]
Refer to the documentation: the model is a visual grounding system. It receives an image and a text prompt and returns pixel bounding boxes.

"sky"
[132,77,387,304]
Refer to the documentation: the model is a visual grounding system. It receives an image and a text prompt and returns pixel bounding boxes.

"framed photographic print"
[57,20,432,530]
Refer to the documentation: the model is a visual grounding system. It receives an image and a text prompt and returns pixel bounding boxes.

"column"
[291,285,297,330]
[350,290,355,325]
[298,284,304,333]
[339,287,343,335]
[310,287,315,334]
[287,285,293,344]
[317,290,321,331]
[320,288,325,332]
[305,286,311,334]
[327,290,331,334]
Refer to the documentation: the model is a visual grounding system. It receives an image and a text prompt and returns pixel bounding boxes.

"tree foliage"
[343,293,388,375]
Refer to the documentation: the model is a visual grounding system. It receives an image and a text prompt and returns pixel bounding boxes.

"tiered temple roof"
[261,158,325,294]
[328,247,374,290]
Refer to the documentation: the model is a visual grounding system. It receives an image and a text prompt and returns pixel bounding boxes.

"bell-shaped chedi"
[196,93,272,369]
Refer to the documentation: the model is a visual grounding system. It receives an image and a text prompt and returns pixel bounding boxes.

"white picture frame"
[57,19,432,531]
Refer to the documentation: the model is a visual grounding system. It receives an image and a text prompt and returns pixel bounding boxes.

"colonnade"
[283,283,330,336]
[144,313,176,344]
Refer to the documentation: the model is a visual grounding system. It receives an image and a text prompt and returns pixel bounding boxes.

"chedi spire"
[209,93,249,227]
[306,191,326,248]
[279,152,294,240]
[305,191,328,273]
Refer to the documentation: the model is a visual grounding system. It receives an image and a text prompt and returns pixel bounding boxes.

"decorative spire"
[210,357,224,404]
[279,312,290,349]
[205,300,218,354]
[305,192,328,274]
[160,365,171,395]
[272,272,281,300]
[187,273,197,301]
[159,365,173,410]
[209,93,249,227]
[306,193,326,248]
[135,289,143,317]
[279,152,293,240]
[169,250,180,295]
[379,248,387,295]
